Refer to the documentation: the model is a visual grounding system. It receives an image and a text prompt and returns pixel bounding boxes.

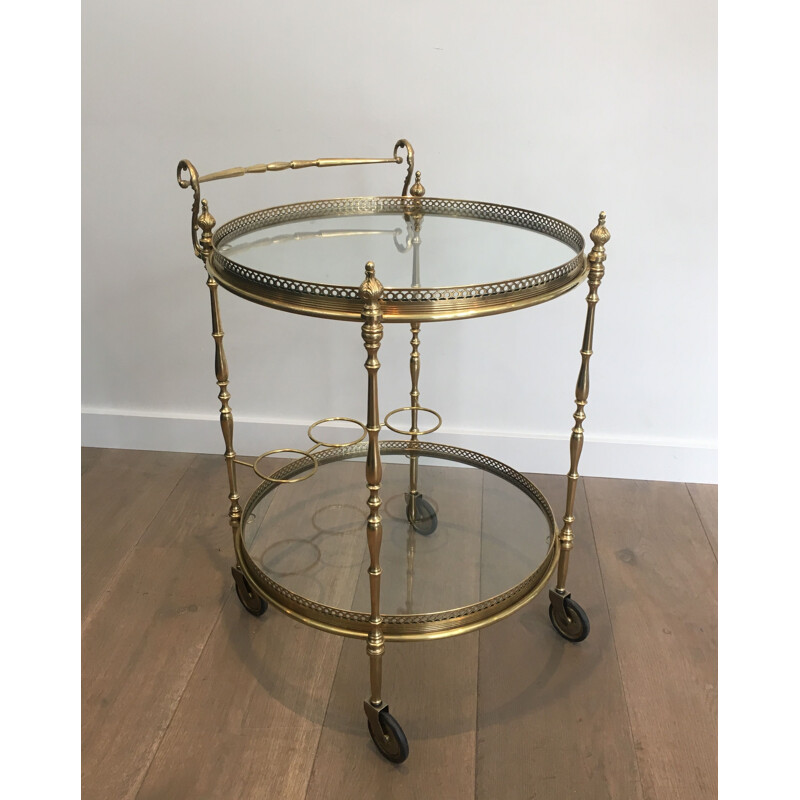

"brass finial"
[198,199,216,234]
[590,211,610,249]
[410,170,426,197]
[360,261,384,302]
[197,199,216,255]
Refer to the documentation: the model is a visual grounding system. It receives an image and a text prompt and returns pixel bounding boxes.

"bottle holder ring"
[383,406,442,437]
[253,448,319,484]
[247,417,367,485]
[307,417,368,448]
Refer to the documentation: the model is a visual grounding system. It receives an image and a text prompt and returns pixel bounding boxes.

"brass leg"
[207,271,241,546]
[360,262,386,709]
[406,323,421,613]
[360,262,409,763]
[550,212,609,643]
[408,322,421,518]
[199,200,266,617]
[405,524,416,614]
[409,322,421,437]
[405,322,437,535]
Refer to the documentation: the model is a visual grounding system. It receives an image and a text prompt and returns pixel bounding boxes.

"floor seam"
[686,483,718,563]
[582,477,646,799]
[303,633,348,800]
[133,590,232,799]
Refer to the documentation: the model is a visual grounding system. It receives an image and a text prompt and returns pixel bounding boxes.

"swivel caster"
[548,590,589,642]
[365,703,409,764]
[231,565,267,617]
[405,492,437,536]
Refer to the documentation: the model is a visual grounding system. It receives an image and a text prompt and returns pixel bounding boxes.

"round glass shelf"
[237,441,558,640]
[210,196,587,322]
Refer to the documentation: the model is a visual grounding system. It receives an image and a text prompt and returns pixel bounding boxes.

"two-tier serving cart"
[177,139,610,763]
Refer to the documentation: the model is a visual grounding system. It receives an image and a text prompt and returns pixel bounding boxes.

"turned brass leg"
[550,212,610,643]
[360,261,386,709]
[405,323,421,613]
[405,322,437,535]
[199,199,266,617]
[360,262,409,763]
[407,322,421,522]
[207,269,241,544]
[199,202,240,542]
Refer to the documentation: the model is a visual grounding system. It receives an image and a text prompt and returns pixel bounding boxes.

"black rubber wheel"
[231,566,268,617]
[405,493,437,536]
[367,709,409,764]
[549,596,590,642]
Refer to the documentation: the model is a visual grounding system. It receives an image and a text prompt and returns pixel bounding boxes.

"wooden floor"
[82,448,717,800]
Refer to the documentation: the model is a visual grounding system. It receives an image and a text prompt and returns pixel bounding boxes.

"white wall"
[82,0,717,483]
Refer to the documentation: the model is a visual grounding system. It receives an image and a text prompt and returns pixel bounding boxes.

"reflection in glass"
[243,455,552,617]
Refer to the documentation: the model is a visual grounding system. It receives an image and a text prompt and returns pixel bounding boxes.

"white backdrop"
[81,0,717,482]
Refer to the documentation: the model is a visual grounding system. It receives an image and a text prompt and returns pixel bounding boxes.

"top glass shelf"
[210,196,588,322]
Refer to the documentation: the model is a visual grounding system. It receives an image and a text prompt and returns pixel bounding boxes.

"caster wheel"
[549,596,590,642]
[405,493,437,536]
[367,708,409,764]
[231,566,267,617]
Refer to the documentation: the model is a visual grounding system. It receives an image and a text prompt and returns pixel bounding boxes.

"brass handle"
[197,139,414,186]
[198,156,402,183]
[178,139,416,259]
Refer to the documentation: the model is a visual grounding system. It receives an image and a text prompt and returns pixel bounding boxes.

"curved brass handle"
[177,139,417,259]
[195,140,415,189]
[177,159,202,258]
[393,139,415,196]
[197,155,401,183]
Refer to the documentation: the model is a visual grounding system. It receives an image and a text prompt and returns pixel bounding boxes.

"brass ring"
[307,417,368,448]
[383,407,443,437]
[253,449,318,483]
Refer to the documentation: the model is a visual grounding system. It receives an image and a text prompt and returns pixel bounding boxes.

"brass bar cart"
[176,139,609,763]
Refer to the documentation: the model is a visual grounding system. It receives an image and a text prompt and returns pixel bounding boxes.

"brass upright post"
[198,200,242,544]
[556,212,610,593]
[406,322,422,611]
[407,174,425,514]
[409,323,421,437]
[360,262,386,709]
[408,322,422,496]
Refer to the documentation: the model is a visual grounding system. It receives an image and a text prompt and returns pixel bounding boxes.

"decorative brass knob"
[410,171,426,198]
[198,199,216,235]
[589,211,610,249]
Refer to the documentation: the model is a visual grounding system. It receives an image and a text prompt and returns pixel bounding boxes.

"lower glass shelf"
[236,440,559,640]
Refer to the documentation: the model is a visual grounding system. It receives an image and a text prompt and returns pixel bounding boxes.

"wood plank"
[135,598,346,800]
[584,477,717,800]
[307,636,480,797]
[82,445,102,474]
[82,454,237,800]
[476,473,644,800]
[81,447,194,623]
[305,460,484,799]
[687,483,718,559]
[135,459,368,799]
